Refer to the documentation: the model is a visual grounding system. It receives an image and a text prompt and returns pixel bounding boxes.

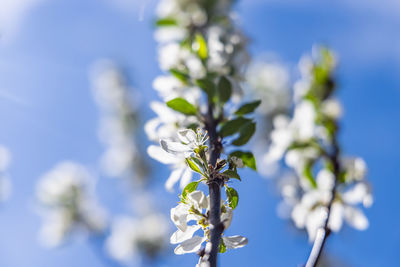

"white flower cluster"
[245,60,291,177]
[91,60,143,180]
[36,161,107,247]
[155,0,248,79]
[159,128,248,258]
[246,61,291,116]
[106,213,169,263]
[266,48,372,242]
[91,60,169,262]
[0,145,12,202]
[146,0,249,192]
[170,190,247,257]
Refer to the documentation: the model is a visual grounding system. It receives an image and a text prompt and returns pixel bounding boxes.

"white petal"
[316,169,335,190]
[170,203,189,232]
[306,206,327,242]
[291,204,308,228]
[165,168,184,192]
[222,236,248,249]
[344,206,369,230]
[178,129,197,144]
[179,167,193,189]
[174,236,205,255]
[328,202,343,232]
[221,208,233,229]
[188,191,208,210]
[342,182,368,205]
[144,118,161,141]
[160,139,191,155]
[170,225,201,244]
[147,145,179,165]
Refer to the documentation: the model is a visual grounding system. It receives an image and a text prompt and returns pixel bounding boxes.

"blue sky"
[0,0,399,266]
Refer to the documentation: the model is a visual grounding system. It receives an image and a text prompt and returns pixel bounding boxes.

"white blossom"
[36,161,107,247]
[106,214,168,263]
[90,60,141,180]
[160,128,209,157]
[170,191,247,255]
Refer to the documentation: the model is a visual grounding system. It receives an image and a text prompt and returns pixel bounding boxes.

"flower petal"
[174,236,205,255]
[165,168,184,192]
[328,202,343,232]
[222,235,248,249]
[179,167,193,189]
[170,203,189,232]
[188,191,208,210]
[147,145,179,165]
[344,206,369,230]
[221,208,233,229]
[160,139,191,155]
[177,129,197,144]
[170,225,201,244]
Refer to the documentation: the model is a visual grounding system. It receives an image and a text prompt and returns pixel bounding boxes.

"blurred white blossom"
[36,161,107,247]
[90,60,145,181]
[106,213,169,263]
[265,48,372,242]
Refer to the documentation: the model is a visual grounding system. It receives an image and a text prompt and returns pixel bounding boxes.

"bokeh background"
[0,0,399,266]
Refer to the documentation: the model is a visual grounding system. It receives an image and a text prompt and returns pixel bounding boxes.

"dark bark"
[204,103,223,267]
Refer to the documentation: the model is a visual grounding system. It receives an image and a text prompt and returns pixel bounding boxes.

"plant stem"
[205,103,223,267]
[305,129,340,267]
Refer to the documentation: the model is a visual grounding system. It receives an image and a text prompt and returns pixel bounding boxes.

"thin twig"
[305,127,340,267]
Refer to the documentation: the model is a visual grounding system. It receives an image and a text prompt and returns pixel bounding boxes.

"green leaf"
[230,151,256,170]
[218,76,232,103]
[181,181,200,200]
[195,33,208,59]
[226,187,239,209]
[303,161,317,188]
[232,121,256,146]
[234,100,261,116]
[195,78,215,99]
[219,238,227,253]
[222,169,241,181]
[156,18,178,27]
[166,98,197,115]
[170,69,189,83]
[219,117,252,137]
[185,158,203,174]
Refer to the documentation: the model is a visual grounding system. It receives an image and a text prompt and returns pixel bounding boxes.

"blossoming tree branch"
[266,48,372,266]
[146,0,259,266]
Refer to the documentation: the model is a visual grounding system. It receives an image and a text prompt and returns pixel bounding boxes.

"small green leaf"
[230,151,256,170]
[235,100,261,116]
[195,33,208,59]
[219,238,227,253]
[232,121,256,146]
[222,169,241,181]
[181,181,200,200]
[218,76,232,103]
[226,187,239,209]
[156,18,178,27]
[185,158,203,174]
[303,161,317,188]
[170,69,189,83]
[166,98,197,115]
[195,78,215,99]
[219,117,252,137]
